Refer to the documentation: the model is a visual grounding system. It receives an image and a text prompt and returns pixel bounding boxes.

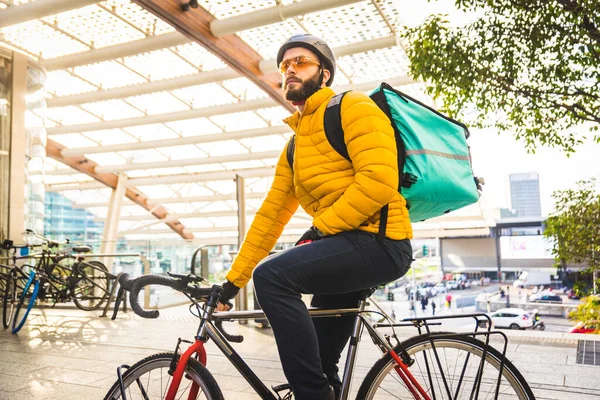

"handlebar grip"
[214,320,244,343]
[129,275,181,319]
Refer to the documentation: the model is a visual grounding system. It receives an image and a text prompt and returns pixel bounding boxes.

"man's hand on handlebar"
[217,280,239,311]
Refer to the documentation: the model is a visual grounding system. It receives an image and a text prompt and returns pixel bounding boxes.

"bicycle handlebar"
[23,229,69,247]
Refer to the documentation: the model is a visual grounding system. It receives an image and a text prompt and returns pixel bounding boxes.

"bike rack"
[101,272,128,318]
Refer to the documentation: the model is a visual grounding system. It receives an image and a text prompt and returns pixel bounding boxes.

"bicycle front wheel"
[12,271,40,333]
[103,352,223,400]
[72,260,110,311]
[356,332,535,400]
[2,271,17,329]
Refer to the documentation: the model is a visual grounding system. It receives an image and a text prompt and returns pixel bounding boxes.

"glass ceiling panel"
[44,175,77,184]
[171,83,238,108]
[49,5,145,49]
[123,124,180,141]
[82,129,138,145]
[209,111,269,132]
[85,153,127,165]
[168,184,215,197]
[125,92,190,115]
[198,0,273,19]
[221,160,272,170]
[2,21,89,59]
[255,107,290,126]
[49,106,100,125]
[239,20,303,60]
[50,133,99,149]
[166,118,223,137]
[220,78,268,101]
[81,99,145,120]
[136,185,177,198]
[45,71,97,97]
[156,145,206,160]
[118,148,168,163]
[197,140,250,156]
[174,43,227,72]
[303,2,388,48]
[339,47,411,84]
[239,136,287,152]
[107,0,176,36]
[74,61,147,89]
[123,49,199,81]
[177,218,215,228]
[183,164,226,174]
[145,167,188,176]
[204,180,236,195]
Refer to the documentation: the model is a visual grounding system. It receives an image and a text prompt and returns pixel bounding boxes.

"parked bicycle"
[104,273,536,400]
[1,229,115,333]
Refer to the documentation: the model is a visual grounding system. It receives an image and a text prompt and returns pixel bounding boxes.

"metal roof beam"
[43,31,189,71]
[49,76,413,136]
[125,167,275,187]
[47,68,239,107]
[61,125,290,157]
[48,35,399,108]
[47,97,275,135]
[46,138,193,239]
[0,0,100,29]
[119,223,310,236]
[103,210,256,222]
[72,192,267,208]
[95,150,279,173]
[209,0,361,37]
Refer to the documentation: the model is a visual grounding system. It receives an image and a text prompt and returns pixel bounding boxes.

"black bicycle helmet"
[277,34,336,86]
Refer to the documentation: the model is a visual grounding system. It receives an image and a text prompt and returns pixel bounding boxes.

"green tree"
[403,0,599,152]
[544,178,600,294]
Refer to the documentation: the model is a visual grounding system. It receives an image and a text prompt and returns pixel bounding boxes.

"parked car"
[489,308,534,330]
[433,283,448,294]
[445,280,460,290]
[569,322,597,334]
[529,292,563,303]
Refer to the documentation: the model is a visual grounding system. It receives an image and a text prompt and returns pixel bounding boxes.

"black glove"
[295,226,325,246]
[219,280,240,308]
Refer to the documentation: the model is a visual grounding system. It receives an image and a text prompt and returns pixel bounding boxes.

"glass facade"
[44,192,104,242]
[509,172,542,217]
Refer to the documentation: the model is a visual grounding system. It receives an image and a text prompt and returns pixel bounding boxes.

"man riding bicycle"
[217,34,413,400]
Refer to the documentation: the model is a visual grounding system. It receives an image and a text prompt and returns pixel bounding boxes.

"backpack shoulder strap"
[286,135,295,172]
[324,91,350,161]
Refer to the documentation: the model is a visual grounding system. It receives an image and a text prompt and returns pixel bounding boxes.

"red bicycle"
[103,273,535,400]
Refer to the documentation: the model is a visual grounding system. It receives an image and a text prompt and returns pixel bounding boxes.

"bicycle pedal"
[272,383,293,400]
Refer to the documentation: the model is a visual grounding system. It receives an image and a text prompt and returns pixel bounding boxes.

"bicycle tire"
[103,352,224,400]
[72,260,110,311]
[11,270,40,334]
[2,271,16,329]
[356,332,535,400]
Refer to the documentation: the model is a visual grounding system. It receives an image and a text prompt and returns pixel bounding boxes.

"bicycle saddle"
[72,245,92,253]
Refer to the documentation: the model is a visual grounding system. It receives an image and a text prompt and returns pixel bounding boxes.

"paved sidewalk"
[0,306,599,399]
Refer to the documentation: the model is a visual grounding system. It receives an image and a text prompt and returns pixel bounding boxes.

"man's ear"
[321,69,331,88]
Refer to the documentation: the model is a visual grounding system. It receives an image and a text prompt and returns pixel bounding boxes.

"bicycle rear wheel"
[2,271,17,329]
[72,261,110,311]
[103,352,223,400]
[12,270,40,333]
[356,332,535,399]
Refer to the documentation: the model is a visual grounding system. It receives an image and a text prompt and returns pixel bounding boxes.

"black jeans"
[253,230,412,400]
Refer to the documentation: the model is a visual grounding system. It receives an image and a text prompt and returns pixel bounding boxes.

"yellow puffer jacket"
[226,87,412,287]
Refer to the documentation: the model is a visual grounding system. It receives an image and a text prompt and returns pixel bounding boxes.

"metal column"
[235,174,248,314]
[100,173,127,271]
[7,52,26,241]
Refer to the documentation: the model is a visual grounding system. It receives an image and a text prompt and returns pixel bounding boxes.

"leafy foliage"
[402,0,599,152]
[544,178,600,281]
[569,295,600,331]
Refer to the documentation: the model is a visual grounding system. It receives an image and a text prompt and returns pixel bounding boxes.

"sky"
[468,128,600,218]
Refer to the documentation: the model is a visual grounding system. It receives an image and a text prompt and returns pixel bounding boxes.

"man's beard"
[284,70,322,102]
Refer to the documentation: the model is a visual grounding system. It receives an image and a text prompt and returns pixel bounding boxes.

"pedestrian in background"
[446,293,452,309]
[431,299,437,315]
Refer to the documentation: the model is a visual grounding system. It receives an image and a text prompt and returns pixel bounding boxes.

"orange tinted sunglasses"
[279,56,321,74]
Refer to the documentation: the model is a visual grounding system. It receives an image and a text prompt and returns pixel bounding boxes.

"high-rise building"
[509,173,541,217]
[44,192,104,242]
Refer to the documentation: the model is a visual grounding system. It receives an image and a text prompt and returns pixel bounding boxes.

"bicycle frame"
[160,300,432,400]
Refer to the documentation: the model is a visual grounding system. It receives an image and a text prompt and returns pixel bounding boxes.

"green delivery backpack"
[287,82,483,238]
